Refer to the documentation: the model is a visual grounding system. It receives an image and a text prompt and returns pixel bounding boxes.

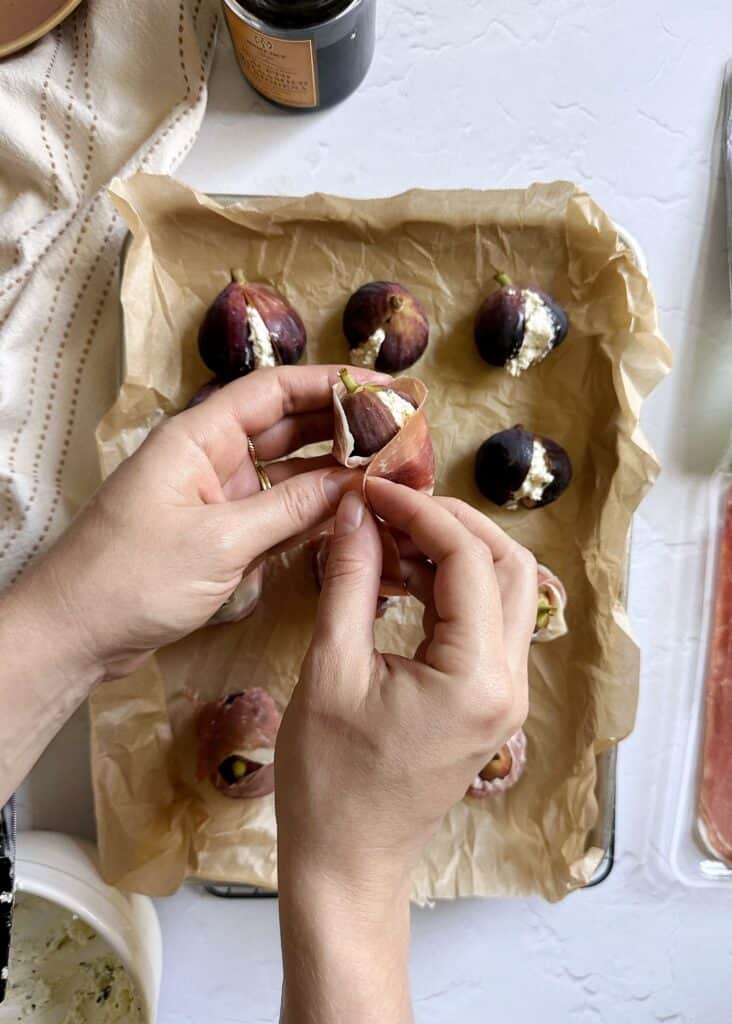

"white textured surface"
[17,1,732,1021]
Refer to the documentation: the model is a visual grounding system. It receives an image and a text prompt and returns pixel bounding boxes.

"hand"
[18,365,383,681]
[275,479,536,1024]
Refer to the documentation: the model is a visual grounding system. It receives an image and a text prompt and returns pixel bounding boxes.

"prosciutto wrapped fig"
[208,566,264,625]
[467,729,527,799]
[533,564,568,642]
[193,688,281,799]
[332,370,435,493]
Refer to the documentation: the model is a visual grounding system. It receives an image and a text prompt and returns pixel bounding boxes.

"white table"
[18,3,732,1020]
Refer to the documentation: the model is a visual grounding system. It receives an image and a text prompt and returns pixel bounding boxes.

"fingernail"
[335,491,364,536]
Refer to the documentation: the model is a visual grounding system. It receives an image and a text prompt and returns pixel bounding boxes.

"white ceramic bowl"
[14,831,162,1023]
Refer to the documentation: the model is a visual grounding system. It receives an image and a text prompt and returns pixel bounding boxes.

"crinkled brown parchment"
[91,175,670,901]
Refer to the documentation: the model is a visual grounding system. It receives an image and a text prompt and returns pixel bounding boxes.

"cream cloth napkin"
[0,0,219,586]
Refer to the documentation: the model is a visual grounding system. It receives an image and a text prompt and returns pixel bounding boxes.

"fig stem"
[536,596,555,631]
[339,368,361,394]
[231,268,247,285]
[494,272,512,287]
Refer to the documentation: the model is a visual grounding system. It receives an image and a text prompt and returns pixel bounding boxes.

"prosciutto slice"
[698,490,732,866]
[466,729,527,799]
[192,688,281,799]
[332,376,435,494]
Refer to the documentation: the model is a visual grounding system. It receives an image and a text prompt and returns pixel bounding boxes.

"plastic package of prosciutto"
[670,472,732,886]
[667,62,732,886]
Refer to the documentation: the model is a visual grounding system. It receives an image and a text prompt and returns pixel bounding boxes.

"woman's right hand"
[276,479,536,1023]
[278,479,536,897]
[276,478,536,895]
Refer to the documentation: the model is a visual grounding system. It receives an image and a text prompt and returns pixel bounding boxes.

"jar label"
[224,9,319,109]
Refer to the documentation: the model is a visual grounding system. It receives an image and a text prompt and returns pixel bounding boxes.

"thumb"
[313,490,383,658]
[211,468,360,569]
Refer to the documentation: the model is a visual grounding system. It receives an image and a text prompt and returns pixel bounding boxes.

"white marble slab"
[18,2,732,1020]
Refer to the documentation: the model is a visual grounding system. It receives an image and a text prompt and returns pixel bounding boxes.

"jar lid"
[234,0,358,30]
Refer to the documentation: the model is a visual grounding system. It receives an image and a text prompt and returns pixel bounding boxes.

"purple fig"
[338,368,416,458]
[474,425,572,509]
[198,270,306,381]
[475,273,569,376]
[343,281,429,372]
[185,377,223,408]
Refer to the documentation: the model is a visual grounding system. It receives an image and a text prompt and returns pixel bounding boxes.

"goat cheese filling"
[350,327,386,368]
[506,289,556,377]
[506,440,554,509]
[247,305,277,368]
[375,389,414,428]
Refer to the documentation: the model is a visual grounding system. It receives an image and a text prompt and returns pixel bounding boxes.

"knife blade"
[0,799,16,1004]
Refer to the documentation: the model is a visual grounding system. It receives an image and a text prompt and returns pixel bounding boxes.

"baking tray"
[117,198,646,897]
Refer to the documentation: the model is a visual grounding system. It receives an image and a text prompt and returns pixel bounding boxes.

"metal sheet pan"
[118,196,645,897]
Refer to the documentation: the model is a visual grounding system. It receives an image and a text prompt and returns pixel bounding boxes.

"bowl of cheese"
[1,832,161,1024]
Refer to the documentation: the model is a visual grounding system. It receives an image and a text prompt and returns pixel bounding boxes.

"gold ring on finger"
[248,437,273,492]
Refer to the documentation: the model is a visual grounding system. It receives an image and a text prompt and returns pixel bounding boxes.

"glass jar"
[222,0,377,112]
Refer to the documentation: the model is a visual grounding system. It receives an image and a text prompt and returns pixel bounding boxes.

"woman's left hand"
[25,365,380,680]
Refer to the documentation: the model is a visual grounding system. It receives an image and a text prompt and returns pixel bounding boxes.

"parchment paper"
[92,175,670,901]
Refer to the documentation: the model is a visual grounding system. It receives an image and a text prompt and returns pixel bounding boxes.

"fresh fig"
[344,281,429,372]
[186,377,223,408]
[475,273,569,377]
[198,270,306,381]
[467,729,527,799]
[533,564,568,642]
[474,425,572,510]
[338,368,416,458]
[193,687,281,799]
